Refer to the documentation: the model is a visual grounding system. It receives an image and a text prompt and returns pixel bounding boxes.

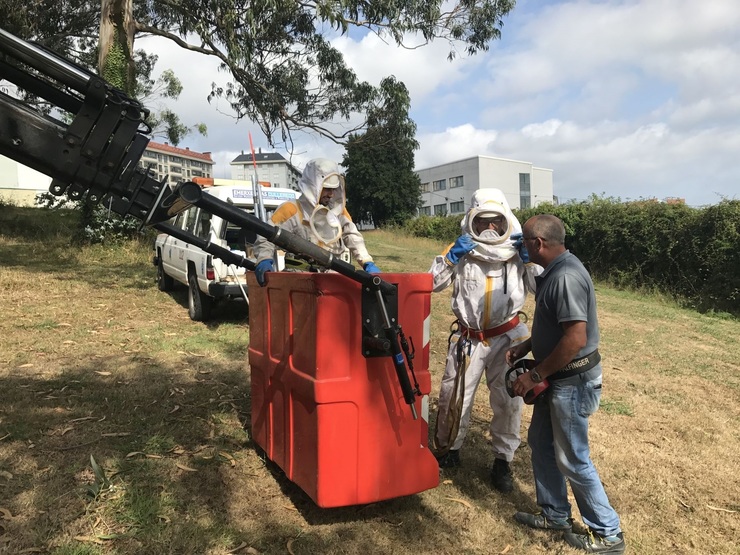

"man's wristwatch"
[530,368,543,383]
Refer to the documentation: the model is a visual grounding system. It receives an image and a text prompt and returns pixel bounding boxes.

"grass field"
[0,207,738,554]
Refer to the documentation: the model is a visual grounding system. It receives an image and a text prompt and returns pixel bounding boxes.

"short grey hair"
[527,214,565,245]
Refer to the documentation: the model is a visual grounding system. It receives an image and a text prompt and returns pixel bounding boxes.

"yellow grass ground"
[0,224,738,555]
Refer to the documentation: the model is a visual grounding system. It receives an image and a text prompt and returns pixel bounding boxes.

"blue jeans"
[528,368,622,537]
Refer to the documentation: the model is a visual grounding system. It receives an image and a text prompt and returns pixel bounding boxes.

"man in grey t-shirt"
[506,215,626,554]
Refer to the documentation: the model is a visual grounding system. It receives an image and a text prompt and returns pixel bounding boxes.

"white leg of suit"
[485,328,526,462]
[436,334,486,451]
[436,324,527,458]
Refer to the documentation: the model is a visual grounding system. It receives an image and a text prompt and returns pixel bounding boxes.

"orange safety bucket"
[247,272,439,508]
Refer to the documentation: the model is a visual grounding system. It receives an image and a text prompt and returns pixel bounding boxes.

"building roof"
[147,141,214,163]
[231,152,288,164]
[416,154,553,173]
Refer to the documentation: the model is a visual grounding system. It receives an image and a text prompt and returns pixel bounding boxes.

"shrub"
[403,215,461,244]
[403,197,740,316]
[36,191,144,244]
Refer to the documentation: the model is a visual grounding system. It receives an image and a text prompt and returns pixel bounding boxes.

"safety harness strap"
[458,315,520,341]
[433,329,471,456]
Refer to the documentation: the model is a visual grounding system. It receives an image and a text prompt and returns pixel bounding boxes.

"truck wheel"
[188,272,212,321]
[157,256,175,292]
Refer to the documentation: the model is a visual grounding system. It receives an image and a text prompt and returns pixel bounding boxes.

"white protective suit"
[430,189,542,461]
[253,158,374,267]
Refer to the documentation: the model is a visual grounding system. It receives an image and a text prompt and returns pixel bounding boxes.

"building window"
[450,201,464,213]
[420,182,430,193]
[433,203,447,216]
[449,176,464,188]
[433,179,446,191]
[419,206,431,216]
[519,173,531,209]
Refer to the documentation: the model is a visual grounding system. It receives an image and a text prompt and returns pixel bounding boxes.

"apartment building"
[230,150,301,191]
[416,155,554,216]
[138,141,215,186]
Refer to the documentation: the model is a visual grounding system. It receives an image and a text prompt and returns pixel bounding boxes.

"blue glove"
[510,233,530,263]
[445,234,477,265]
[363,261,381,274]
[254,259,274,287]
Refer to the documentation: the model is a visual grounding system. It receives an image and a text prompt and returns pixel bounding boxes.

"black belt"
[549,349,601,380]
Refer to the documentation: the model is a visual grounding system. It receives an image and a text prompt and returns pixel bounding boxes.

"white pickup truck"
[153,184,298,321]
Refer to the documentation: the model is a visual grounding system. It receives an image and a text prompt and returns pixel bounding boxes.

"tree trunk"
[98,0,136,94]
[80,0,136,238]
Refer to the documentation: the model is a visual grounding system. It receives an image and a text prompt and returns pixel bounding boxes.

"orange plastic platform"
[247,271,439,508]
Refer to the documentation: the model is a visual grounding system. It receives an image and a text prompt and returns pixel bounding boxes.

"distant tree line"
[403,197,740,315]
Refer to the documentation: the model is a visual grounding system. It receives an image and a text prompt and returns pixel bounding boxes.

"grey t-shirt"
[531,250,600,362]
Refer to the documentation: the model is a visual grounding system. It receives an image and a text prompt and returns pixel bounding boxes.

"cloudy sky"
[139,0,740,207]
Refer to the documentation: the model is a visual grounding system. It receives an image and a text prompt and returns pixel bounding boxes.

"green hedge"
[402,214,463,245]
[404,198,740,315]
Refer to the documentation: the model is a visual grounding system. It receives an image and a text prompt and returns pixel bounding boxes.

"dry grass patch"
[0,219,737,555]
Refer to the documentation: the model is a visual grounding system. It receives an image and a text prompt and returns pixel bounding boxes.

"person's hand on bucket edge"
[255,259,274,287]
[363,261,381,274]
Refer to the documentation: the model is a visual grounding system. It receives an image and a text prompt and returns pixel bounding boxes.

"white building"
[138,141,215,186]
[230,150,301,191]
[416,155,554,216]
[0,155,52,206]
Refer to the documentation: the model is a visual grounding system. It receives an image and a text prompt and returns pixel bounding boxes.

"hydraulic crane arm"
[0,27,420,417]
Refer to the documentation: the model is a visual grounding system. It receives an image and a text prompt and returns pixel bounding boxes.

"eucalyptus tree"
[133,0,516,147]
[2,0,515,146]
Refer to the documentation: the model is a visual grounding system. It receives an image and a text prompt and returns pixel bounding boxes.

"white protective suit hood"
[297,158,347,245]
[462,189,522,263]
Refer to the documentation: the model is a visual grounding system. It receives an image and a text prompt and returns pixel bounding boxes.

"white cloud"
[334,29,483,98]
[416,124,498,169]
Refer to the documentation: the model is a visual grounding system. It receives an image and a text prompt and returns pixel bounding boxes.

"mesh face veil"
[462,189,520,246]
[309,204,342,245]
[296,159,347,246]
[467,207,513,245]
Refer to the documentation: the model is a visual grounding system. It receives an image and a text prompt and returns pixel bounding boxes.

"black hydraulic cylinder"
[174,181,396,296]
[153,222,256,271]
[0,28,92,93]
[385,325,419,416]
